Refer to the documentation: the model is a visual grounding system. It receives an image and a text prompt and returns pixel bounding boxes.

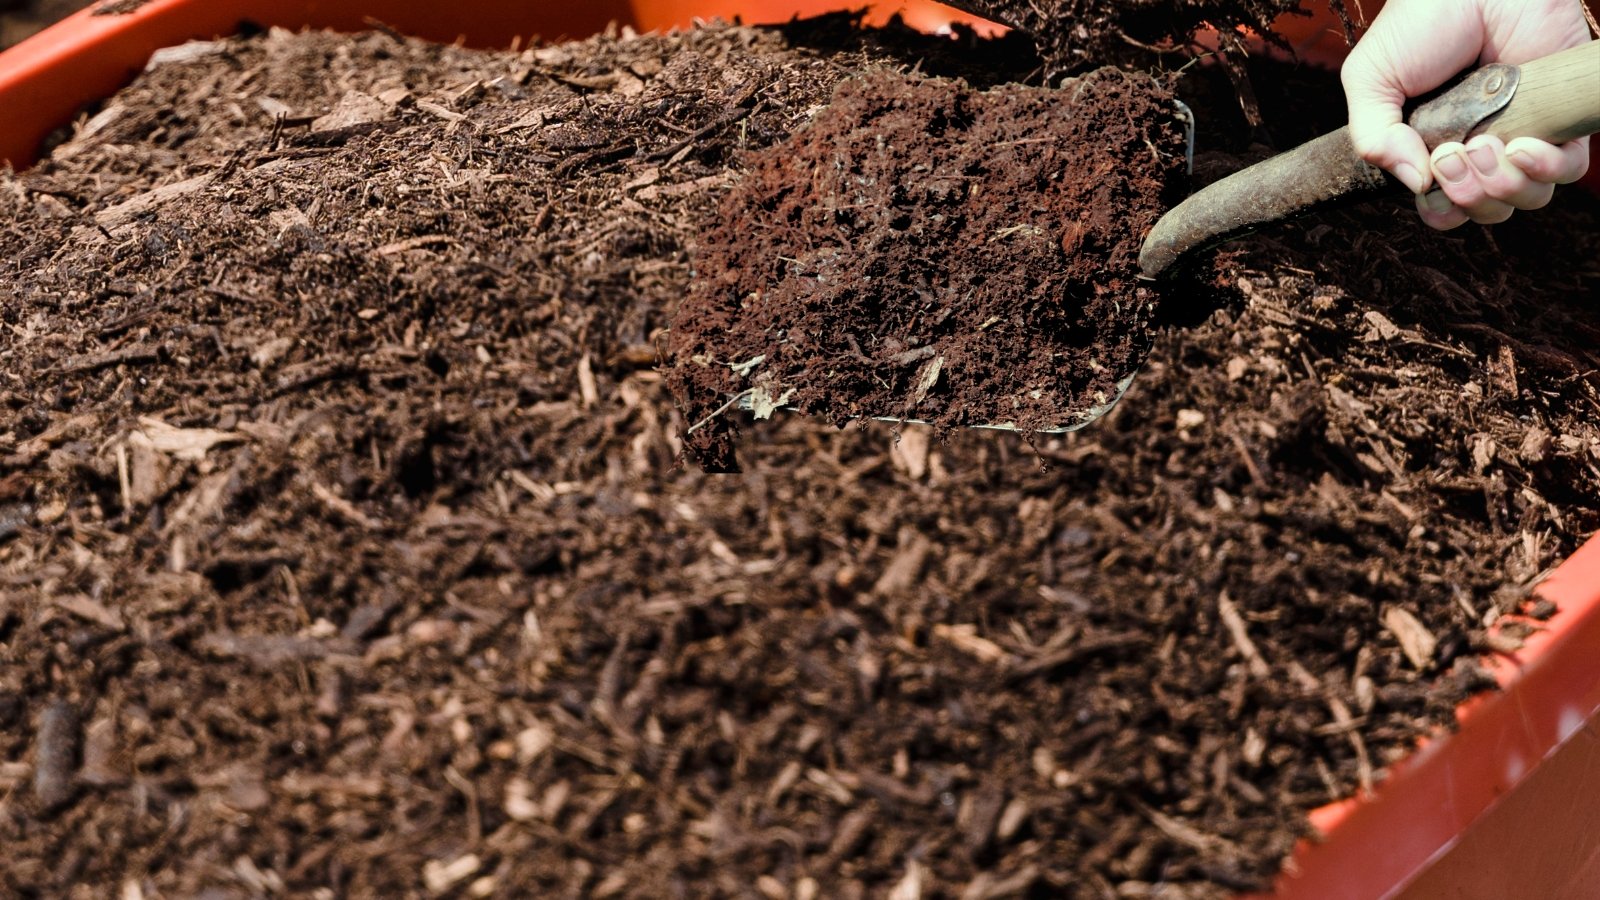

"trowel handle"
[1471,41,1600,147]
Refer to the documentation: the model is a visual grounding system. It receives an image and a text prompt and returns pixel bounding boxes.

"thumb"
[1342,57,1433,194]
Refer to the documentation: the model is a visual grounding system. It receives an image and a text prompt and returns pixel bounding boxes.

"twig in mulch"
[1003,631,1148,683]
[552,140,637,179]
[1217,591,1271,679]
[270,359,366,397]
[32,700,80,811]
[361,16,410,43]
[1289,662,1375,795]
[49,344,164,376]
[643,82,770,163]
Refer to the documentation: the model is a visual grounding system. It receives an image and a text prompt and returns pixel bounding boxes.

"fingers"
[1416,133,1589,230]
[1341,59,1433,194]
[1338,0,1485,194]
[1505,135,1591,185]
[1416,188,1471,231]
[1356,121,1435,196]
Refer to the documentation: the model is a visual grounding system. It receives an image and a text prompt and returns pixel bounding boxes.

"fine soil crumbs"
[667,68,1186,471]
[3,14,1600,900]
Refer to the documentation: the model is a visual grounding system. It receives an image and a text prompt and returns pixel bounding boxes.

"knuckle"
[1483,176,1527,202]
[1441,182,1485,208]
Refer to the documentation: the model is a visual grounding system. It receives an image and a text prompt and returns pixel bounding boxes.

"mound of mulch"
[941,0,1325,74]
[1,14,1598,900]
[666,68,1187,471]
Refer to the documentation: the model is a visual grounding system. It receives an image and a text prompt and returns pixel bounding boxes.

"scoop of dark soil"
[667,68,1187,470]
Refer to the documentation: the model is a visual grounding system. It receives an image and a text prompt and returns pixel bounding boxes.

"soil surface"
[3,15,1600,900]
[667,69,1186,471]
[939,0,1319,74]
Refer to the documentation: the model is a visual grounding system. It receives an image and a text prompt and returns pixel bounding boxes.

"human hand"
[1340,0,1594,229]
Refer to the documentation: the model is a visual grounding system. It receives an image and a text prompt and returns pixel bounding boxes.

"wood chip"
[422,854,481,895]
[415,100,467,122]
[1216,591,1270,679]
[33,700,80,809]
[889,861,925,900]
[577,353,599,408]
[311,483,380,529]
[312,90,390,131]
[1382,606,1437,670]
[873,531,931,596]
[1361,310,1401,341]
[95,175,211,230]
[933,623,1010,664]
[54,593,126,631]
[889,426,931,480]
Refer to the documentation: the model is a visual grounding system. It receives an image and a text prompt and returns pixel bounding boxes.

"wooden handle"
[1478,41,1600,145]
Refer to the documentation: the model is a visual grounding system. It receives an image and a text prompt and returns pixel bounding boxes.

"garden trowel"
[738,41,1600,435]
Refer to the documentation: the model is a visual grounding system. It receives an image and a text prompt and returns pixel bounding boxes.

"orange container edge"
[2,3,1598,898]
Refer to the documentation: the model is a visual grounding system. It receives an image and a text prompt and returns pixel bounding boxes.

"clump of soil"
[941,0,1320,74]
[1,15,1599,900]
[666,68,1186,471]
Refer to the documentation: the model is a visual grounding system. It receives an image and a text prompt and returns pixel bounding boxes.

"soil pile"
[1,15,1598,900]
[667,68,1187,470]
[940,0,1319,74]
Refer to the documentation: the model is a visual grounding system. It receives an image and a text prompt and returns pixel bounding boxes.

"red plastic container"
[3,3,1598,897]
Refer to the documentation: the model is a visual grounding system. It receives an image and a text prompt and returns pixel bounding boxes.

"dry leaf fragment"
[1362,310,1401,341]
[911,355,943,405]
[1383,606,1437,670]
[312,89,388,132]
[135,417,243,461]
[749,385,795,420]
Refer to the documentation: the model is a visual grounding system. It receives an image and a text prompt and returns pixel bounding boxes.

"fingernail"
[1436,151,1470,184]
[1420,190,1453,215]
[1468,144,1497,175]
[1393,162,1426,194]
[1508,149,1534,171]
